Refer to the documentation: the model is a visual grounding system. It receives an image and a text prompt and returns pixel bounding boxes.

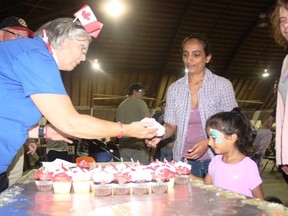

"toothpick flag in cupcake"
[74,4,103,38]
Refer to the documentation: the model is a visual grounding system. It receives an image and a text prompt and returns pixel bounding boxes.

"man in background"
[0,16,35,186]
[116,83,151,164]
[0,16,33,40]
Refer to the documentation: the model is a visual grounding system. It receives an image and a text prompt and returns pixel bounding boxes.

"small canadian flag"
[74,4,103,38]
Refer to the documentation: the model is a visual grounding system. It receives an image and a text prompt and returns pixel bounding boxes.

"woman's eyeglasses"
[73,40,88,55]
[1,28,25,38]
[79,43,88,55]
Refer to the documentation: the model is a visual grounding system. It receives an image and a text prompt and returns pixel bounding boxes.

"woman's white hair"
[34,17,91,49]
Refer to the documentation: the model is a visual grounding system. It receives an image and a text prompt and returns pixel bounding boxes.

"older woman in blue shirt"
[0,17,157,192]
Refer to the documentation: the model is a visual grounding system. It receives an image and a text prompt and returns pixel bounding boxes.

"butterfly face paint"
[210,129,223,144]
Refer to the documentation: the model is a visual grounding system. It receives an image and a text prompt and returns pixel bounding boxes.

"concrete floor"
[261,158,288,205]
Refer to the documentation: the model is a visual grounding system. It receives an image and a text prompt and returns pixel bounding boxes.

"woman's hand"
[125,122,158,139]
[145,136,162,148]
[24,139,37,155]
[144,122,175,148]
[183,139,209,160]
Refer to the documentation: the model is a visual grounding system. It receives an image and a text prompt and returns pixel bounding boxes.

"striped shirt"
[164,68,238,161]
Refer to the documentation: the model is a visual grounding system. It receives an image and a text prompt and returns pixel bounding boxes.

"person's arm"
[189,174,204,182]
[189,173,212,185]
[203,173,212,185]
[28,124,73,143]
[251,184,265,199]
[31,94,157,139]
[162,123,177,140]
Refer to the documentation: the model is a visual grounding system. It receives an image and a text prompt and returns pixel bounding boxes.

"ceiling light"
[105,0,124,17]
[262,69,269,77]
[92,59,100,70]
[258,13,268,28]
[258,22,268,28]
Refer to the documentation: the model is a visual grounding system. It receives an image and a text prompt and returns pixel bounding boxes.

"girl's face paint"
[210,129,223,144]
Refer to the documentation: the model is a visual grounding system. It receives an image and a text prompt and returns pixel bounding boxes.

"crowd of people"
[0,0,287,203]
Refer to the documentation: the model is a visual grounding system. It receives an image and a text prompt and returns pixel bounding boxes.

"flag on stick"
[74,4,103,38]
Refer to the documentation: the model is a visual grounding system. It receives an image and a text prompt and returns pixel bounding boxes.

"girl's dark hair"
[182,33,212,56]
[205,107,256,156]
[270,0,288,49]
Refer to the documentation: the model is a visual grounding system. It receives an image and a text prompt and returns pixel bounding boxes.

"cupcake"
[132,182,150,195]
[52,172,72,194]
[34,169,53,191]
[113,183,131,195]
[153,165,176,182]
[92,169,114,196]
[173,161,191,185]
[71,168,92,193]
[91,169,114,185]
[94,184,113,196]
[113,172,132,195]
[130,168,152,195]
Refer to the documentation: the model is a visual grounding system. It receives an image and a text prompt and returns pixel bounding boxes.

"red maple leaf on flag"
[81,10,91,21]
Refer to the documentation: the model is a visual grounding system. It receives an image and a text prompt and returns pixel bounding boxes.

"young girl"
[190,107,264,199]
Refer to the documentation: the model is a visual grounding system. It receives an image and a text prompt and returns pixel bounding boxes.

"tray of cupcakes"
[34,158,191,196]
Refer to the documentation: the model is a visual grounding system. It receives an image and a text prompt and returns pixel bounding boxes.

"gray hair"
[34,17,91,49]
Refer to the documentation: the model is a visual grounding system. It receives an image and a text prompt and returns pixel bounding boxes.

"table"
[0,170,287,216]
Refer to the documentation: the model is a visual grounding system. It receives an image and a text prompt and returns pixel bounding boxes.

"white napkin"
[41,158,76,173]
[140,117,165,137]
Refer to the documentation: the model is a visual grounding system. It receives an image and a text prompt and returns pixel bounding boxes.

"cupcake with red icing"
[113,171,132,195]
[129,167,153,195]
[91,169,114,196]
[71,167,92,193]
[149,162,176,193]
[173,161,191,185]
[52,172,72,194]
[34,169,53,191]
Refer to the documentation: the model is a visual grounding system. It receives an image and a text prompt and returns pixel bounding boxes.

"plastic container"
[174,174,189,185]
[94,184,113,196]
[35,180,53,192]
[53,182,72,194]
[150,182,168,194]
[132,183,150,195]
[73,181,92,193]
[113,183,131,195]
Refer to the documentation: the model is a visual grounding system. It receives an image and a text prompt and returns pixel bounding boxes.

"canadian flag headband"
[74,4,103,38]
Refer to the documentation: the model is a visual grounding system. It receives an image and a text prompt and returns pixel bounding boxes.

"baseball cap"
[0,16,34,38]
[128,83,147,95]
